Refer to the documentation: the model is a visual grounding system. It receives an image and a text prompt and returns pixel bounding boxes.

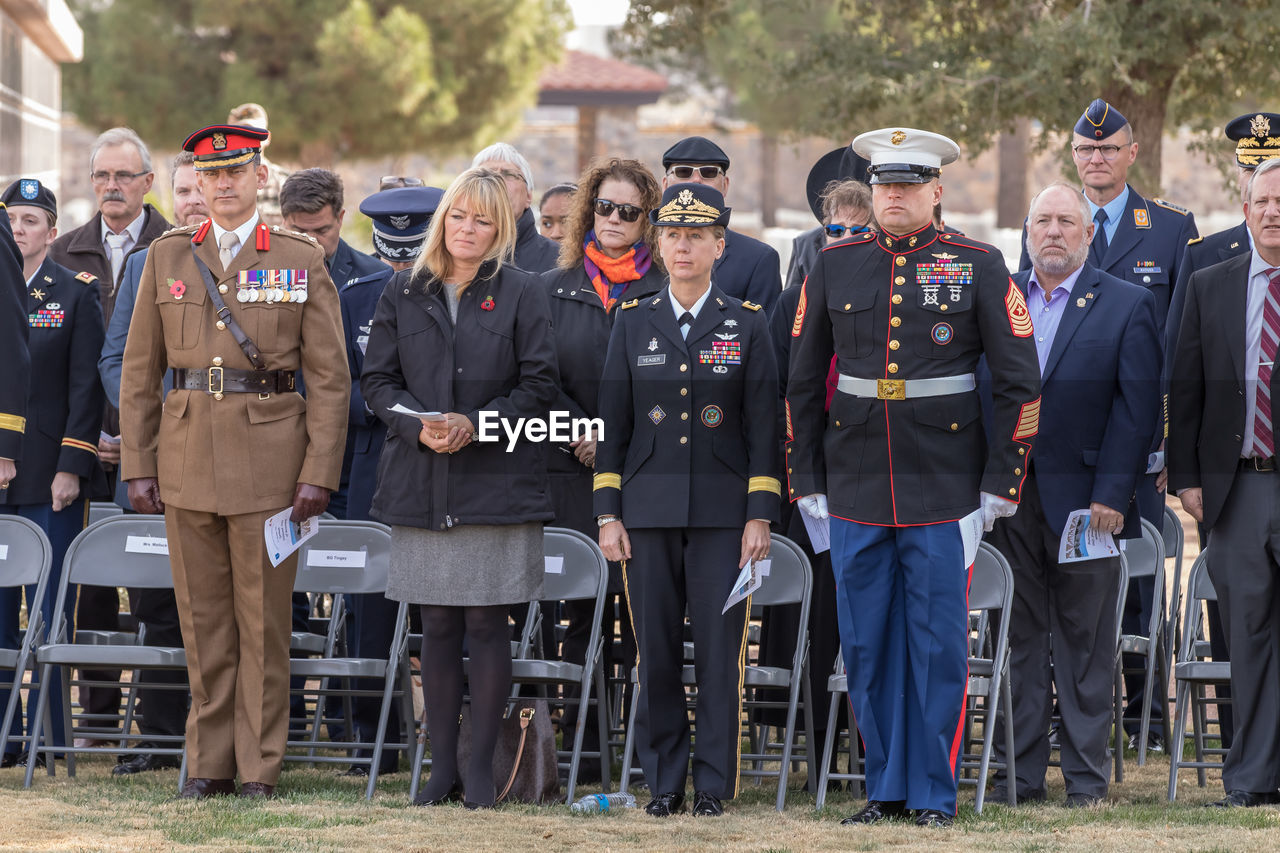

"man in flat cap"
[119,123,348,799]
[662,136,783,313]
[787,127,1040,827]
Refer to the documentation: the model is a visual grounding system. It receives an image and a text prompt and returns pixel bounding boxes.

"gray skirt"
[387,522,544,606]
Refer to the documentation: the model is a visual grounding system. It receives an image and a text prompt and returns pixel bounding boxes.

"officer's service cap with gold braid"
[1227,112,1280,170]
[182,124,270,172]
[649,183,731,228]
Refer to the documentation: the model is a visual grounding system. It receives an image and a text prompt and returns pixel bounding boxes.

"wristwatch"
[596,515,619,528]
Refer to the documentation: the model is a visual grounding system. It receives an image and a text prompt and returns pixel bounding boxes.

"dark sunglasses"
[824,223,871,239]
[594,198,644,222]
[667,165,724,180]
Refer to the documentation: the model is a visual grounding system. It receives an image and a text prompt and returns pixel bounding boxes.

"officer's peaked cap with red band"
[182,124,270,171]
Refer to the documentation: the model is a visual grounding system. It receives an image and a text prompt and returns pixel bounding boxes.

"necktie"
[105,232,128,282]
[678,311,695,340]
[1253,267,1280,458]
[1090,208,1109,264]
[218,232,240,271]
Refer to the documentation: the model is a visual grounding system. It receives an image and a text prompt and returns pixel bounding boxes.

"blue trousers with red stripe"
[831,518,970,814]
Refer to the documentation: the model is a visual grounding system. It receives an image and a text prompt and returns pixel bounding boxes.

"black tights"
[417,604,512,806]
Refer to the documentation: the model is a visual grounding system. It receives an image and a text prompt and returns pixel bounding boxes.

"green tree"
[65,0,570,163]
[619,0,1280,198]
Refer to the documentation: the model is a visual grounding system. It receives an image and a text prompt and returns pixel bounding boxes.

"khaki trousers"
[165,505,297,785]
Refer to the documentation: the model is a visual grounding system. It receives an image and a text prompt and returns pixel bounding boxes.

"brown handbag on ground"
[456,698,561,804]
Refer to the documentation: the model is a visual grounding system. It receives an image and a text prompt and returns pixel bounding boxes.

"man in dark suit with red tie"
[1169,155,1280,808]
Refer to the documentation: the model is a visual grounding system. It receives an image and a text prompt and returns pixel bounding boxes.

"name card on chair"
[306,550,367,568]
[544,555,564,574]
[125,535,169,556]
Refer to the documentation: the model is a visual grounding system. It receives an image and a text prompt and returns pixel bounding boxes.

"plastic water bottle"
[571,792,637,813]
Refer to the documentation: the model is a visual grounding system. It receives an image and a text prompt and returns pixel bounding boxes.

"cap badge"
[891,130,907,145]
[388,214,411,230]
[677,188,694,205]
[1253,114,1272,138]
[19,179,38,200]
[212,133,227,151]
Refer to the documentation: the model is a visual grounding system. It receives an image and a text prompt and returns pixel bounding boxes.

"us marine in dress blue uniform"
[787,129,1041,826]
[594,184,780,818]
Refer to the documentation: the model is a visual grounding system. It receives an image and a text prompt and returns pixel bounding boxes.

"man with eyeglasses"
[471,142,559,273]
[49,126,171,746]
[1023,98,1197,755]
[661,136,782,313]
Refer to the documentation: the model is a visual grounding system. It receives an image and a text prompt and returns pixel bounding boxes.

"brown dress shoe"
[239,782,276,799]
[179,778,236,799]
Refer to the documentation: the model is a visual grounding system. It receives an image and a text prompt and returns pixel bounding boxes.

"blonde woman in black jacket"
[361,168,558,808]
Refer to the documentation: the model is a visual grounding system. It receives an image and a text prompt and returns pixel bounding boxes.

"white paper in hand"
[265,507,319,568]
[388,403,446,421]
[959,508,983,568]
[1058,508,1120,563]
[801,512,831,554]
[722,559,764,614]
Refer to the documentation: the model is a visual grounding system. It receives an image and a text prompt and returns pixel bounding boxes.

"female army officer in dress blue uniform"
[0,179,106,765]
[595,183,781,818]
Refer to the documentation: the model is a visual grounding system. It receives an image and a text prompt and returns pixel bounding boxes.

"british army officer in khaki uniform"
[119,125,348,799]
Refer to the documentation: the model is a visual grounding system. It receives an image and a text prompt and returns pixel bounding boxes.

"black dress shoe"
[178,778,236,799]
[239,782,276,799]
[691,791,723,816]
[1127,732,1164,753]
[1205,790,1280,808]
[841,800,908,825]
[0,752,17,769]
[1066,792,1103,808]
[463,800,495,810]
[915,809,954,827]
[112,752,181,776]
[411,782,462,806]
[645,791,686,817]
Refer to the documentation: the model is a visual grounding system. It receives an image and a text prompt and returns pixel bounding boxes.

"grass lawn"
[0,750,1278,851]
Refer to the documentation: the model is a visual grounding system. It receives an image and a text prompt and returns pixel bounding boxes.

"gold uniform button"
[890,317,902,327]
[1018,447,1026,456]
[1015,467,1022,475]
[895,256,906,267]
[212,356,223,366]
[887,363,898,373]
[216,320,226,331]
[213,393,224,401]
[889,340,900,350]
[790,488,795,494]
[940,304,949,311]
[680,388,688,396]
[892,293,903,304]
[787,468,793,474]
[835,420,841,427]
[681,412,689,421]
[1008,488,1017,497]
[950,423,959,431]
[894,277,905,287]
[680,364,688,373]
[844,303,851,310]
[679,436,688,445]
[218,284,229,294]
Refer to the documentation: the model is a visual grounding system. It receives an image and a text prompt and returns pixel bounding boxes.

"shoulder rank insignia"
[741,301,762,312]
[1186,236,1204,245]
[619,298,639,310]
[74,271,97,284]
[1151,198,1190,216]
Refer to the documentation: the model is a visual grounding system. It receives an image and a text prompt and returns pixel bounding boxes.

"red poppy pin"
[481,295,495,311]
[168,278,186,299]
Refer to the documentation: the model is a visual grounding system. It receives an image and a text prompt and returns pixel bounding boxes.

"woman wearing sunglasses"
[540,158,664,782]
[595,183,780,818]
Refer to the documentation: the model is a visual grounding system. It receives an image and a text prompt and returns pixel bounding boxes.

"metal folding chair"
[0,516,54,761]
[1167,551,1230,801]
[23,515,187,787]
[1114,518,1169,766]
[281,519,411,800]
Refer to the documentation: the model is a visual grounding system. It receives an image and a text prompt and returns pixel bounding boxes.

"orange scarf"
[583,236,651,310]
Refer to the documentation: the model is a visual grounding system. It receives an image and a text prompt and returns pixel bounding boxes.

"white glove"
[799,493,829,520]
[979,491,1018,532]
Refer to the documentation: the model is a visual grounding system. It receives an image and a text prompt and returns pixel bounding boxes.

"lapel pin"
[168,279,186,299]
[1076,297,1086,308]
[481,296,495,311]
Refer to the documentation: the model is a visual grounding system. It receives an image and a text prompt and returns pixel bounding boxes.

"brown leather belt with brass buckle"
[172,367,297,395]
[1241,456,1277,473]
